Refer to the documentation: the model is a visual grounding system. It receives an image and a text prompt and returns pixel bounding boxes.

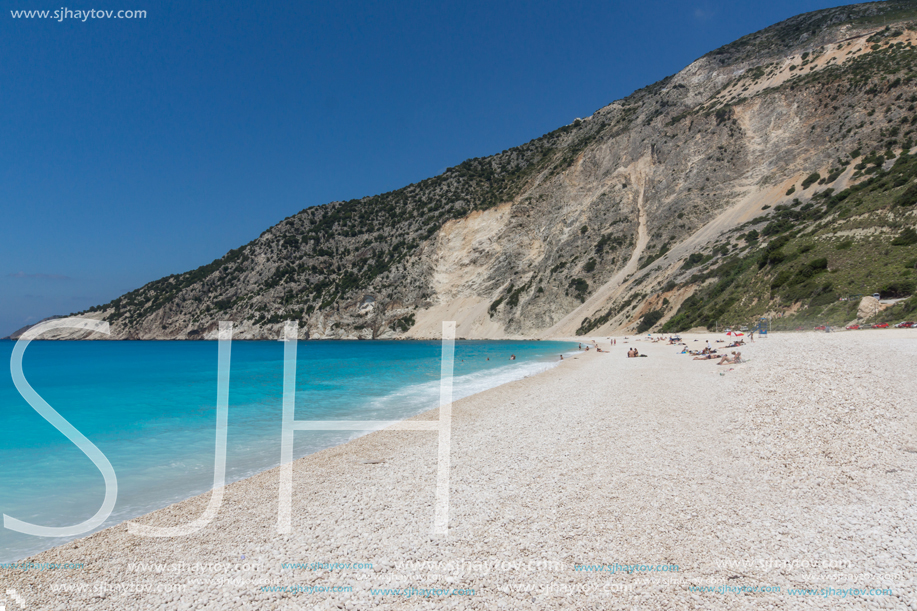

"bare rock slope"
[25,1,917,341]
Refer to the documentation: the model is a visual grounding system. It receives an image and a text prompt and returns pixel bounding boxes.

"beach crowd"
[568,333,748,367]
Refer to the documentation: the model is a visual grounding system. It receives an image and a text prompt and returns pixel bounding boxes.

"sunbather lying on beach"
[717,351,742,365]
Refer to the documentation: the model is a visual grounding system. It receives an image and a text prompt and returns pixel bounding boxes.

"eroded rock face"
[24,4,917,341]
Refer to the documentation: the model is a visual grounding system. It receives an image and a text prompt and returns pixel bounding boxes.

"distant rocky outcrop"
[6,317,65,341]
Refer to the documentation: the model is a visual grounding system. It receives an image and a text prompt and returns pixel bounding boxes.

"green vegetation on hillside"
[74,2,917,339]
[661,151,917,332]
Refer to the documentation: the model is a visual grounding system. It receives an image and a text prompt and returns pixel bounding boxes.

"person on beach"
[560,354,564,360]
[510,354,516,360]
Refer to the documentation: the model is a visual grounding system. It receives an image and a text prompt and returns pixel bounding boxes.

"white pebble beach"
[2,330,916,610]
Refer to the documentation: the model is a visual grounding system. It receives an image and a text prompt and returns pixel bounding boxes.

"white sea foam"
[0,344,571,562]
[364,358,562,422]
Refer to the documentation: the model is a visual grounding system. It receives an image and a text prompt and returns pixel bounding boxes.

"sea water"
[0,338,574,561]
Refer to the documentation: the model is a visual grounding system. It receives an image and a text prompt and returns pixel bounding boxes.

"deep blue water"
[0,338,574,561]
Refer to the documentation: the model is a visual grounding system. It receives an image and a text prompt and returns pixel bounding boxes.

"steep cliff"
[25,1,917,340]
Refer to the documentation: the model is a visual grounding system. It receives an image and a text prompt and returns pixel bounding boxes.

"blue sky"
[0,0,857,336]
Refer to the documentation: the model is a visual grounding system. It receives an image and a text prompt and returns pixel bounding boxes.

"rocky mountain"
[23,0,917,340]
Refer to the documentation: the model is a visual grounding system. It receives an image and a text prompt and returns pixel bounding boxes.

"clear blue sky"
[1,0,857,336]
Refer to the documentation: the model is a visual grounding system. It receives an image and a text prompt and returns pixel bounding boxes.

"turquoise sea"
[0,338,574,561]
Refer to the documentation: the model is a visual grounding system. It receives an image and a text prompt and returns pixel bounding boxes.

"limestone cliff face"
[21,1,917,341]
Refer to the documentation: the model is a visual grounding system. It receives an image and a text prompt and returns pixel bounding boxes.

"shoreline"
[0,339,577,565]
[5,325,911,342]
[0,336,555,342]
[3,330,915,609]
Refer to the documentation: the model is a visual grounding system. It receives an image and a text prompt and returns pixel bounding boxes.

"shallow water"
[0,338,574,561]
